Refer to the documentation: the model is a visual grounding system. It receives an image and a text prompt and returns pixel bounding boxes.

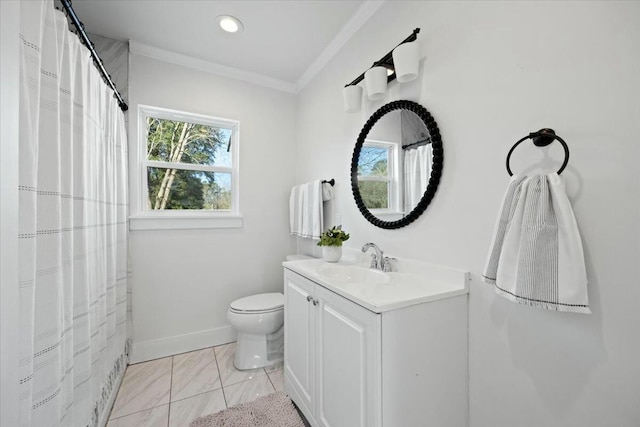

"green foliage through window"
[358,144,390,209]
[358,181,389,209]
[145,117,233,210]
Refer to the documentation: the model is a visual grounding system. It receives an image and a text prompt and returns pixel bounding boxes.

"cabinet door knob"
[307,295,313,303]
[312,298,319,306]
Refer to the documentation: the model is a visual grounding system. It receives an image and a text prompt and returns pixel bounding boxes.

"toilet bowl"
[227,292,284,370]
[226,254,312,370]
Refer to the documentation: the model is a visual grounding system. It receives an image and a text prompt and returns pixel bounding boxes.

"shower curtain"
[18,1,130,426]
[403,144,432,213]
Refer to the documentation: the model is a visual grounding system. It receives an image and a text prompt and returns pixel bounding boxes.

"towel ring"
[506,128,570,176]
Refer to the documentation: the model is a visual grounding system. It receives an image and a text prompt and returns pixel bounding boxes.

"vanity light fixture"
[393,40,420,83]
[364,66,388,100]
[343,28,420,112]
[216,15,244,33]
[343,85,363,113]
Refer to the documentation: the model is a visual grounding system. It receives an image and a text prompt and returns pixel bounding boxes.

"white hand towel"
[289,180,324,239]
[483,173,589,313]
[289,184,304,236]
[322,182,333,201]
[302,180,324,239]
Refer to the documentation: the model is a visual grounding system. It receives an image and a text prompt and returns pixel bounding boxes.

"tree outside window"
[139,108,238,213]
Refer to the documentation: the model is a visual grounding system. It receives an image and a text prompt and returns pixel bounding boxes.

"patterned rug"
[190,391,305,427]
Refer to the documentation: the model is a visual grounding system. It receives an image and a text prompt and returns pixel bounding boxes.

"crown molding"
[295,0,386,92]
[129,40,297,94]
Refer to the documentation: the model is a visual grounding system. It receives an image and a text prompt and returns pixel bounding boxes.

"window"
[132,106,241,230]
[357,139,401,214]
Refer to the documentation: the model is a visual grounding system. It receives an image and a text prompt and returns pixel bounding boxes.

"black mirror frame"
[351,100,443,229]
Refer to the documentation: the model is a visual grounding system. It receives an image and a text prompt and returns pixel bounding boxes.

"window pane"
[358,181,389,209]
[358,146,388,178]
[146,117,232,167]
[147,167,231,210]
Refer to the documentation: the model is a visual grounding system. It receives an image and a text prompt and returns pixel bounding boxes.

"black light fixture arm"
[345,28,420,88]
[57,0,129,112]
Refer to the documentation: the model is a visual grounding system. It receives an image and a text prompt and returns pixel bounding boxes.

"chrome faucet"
[361,242,396,272]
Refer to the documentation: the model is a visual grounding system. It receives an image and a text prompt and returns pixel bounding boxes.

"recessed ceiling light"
[216,15,244,34]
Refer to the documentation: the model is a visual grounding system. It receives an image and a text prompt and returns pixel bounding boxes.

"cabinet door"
[314,285,381,427]
[284,270,315,417]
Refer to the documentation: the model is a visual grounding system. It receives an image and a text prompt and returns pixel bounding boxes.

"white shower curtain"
[403,144,432,213]
[18,1,130,426]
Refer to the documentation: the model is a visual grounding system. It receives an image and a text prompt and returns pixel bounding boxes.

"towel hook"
[506,128,570,176]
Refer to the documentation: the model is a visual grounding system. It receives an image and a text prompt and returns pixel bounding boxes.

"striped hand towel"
[483,173,590,313]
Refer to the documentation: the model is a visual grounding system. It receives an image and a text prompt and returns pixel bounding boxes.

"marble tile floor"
[107,342,285,427]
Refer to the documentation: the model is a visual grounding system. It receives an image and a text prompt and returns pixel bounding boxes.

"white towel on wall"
[322,182,333,202]
[483,173,590,314]
[289,180,325,239]
[289,184,304,236]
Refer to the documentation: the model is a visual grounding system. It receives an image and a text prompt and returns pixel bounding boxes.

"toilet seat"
[229,292,283,314]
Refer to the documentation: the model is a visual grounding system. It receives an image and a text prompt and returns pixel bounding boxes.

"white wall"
[295,1,640,426]
[128,54,297,362]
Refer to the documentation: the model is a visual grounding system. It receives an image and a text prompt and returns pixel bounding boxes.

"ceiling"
[72,0,376,90]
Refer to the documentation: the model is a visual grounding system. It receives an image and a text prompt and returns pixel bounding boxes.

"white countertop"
[283,258,469,313]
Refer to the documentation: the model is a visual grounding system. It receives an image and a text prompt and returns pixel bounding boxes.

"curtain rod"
[57,0,129,112]
[402,138,432,150]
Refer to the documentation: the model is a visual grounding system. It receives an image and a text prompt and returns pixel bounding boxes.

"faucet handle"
[369,253,378,269]
[382,257,397,272]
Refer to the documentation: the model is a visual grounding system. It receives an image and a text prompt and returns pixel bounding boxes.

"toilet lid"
[230,293,284,313]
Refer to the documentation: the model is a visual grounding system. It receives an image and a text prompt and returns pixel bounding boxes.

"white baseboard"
[97,365,126,427]
[130,326,237,363]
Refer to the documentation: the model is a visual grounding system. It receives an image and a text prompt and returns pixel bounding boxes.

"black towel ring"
[506,128,570,176]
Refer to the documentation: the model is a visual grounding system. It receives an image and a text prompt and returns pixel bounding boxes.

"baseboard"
[97,365,126,427]
[130,326,237,363]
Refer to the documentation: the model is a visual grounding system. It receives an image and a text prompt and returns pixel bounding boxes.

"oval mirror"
[351,100,443,229]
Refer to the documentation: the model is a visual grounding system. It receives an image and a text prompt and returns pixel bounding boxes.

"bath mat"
[190,391,305,427]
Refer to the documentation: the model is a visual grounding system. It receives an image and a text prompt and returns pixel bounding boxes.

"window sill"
[129,214,243,231]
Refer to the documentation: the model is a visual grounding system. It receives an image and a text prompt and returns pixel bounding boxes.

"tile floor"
[107,342,284,427]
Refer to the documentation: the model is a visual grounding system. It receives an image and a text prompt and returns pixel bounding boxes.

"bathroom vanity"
[283,258,469,427]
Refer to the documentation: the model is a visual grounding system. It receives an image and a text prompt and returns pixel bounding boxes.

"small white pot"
[322,246,342,263]
[343,85,363,113]
[364,66,388,100]
[392,41,420,83]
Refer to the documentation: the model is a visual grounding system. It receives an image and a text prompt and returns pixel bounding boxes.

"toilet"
[227,254,311,370]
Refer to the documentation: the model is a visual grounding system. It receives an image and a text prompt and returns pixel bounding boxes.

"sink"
[317,264,389,285]
[284,258,469,313]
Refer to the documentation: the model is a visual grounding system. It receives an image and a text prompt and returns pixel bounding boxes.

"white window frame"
[358,139,402,215]
[130,105,242,230]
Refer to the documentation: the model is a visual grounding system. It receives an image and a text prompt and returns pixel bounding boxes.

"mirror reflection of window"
[351,100,443,229]
[358,140,400,212]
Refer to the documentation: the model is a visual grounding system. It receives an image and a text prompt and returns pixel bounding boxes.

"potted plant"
[317,225,350,262]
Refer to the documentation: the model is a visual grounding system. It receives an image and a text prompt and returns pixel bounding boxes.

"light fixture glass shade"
[343,85,363,113]
[392,41,420,83]
[364,66,388,100]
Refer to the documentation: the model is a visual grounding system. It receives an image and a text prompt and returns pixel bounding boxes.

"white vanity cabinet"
[283,263,468,427]
[284,269,381,427]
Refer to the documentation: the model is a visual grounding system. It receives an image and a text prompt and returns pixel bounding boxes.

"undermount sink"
[317,264,389,285]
